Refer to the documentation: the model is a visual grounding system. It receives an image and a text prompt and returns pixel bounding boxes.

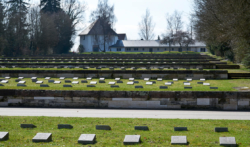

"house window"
[172,48,174,51]
[157,48,159,51]
[201,48,206,52]
[165,48,167,51]
[82,35,85,40]
[134,48,138,51]
[117,48,121,51]
[142,48,144,51]
[126,48,131,51]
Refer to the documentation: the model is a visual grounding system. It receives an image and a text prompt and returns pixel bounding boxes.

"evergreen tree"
[0,0,5,54]
[6,0,29,56]
[40,0,61,13]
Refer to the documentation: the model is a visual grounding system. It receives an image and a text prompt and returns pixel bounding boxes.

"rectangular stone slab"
[174,127,188,131]
[197,82,203,84]
[40,84,49,87]
[87,85,96,87]
[219,137,236,146]
[54,81,61,84]
[134,126,149,131]
[90,81,97,84]
[160,86,168,89]
[111,85,119,88]
[32,79,37,82]
[18,81,26,84]
[72,81,79,84]
[17,84,26,87]
[63,85,72,87]
[117,81,123,83]
[73,77,78,80]
[81,80,88,83]
[99,80,105,83]
[86,77,92,80]
[31,77,37,79]
[65,80,71,83]
[0,132,9,141]
[115,78,120,81]
[135,86,143,88]
[15,79,21,82]
[146,82,153,85]
[203,83,210,86]
[1,80,8,83]
[184,87,192,89]
[109,82,115,85]
[210,87,218,89]
[99,78,105,80]
[123,135,141,145]
[134,81,139,83]
[45,77,50,80]
[129,78,134,81]
[32,133,52,142]
[58,124,73,129]
[215,127,228,132]
[184,83,191,86]
[0,84,4,86]
[157,78,163,81]
[165,83,172,86]
[21,124,36,128]
[96,125,111,130]
[36,81,43,84]
[144,78,150,81]
[78,134,96,144]
[48,80,54,83]
[127,82,134,85]
[59,77,65,80]
[173,78,178,81]
[171,136,187,145]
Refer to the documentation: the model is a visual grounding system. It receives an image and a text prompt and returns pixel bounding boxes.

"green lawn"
[0,116,249,146]
[1,78,250,91]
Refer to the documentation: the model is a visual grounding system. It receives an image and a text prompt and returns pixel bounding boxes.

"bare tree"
[138,8,155,40]
[90,0,117,52]
[173,10,183,34]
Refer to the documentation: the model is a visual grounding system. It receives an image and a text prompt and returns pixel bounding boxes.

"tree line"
[0,0,86,56]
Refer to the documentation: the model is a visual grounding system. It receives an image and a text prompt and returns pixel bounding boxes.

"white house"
[79,19,127,52]
[109,40,207,52]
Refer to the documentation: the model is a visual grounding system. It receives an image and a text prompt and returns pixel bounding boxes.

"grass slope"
[0,116,249,146]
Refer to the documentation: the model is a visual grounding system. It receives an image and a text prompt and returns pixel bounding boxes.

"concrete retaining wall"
[0,90,249,110]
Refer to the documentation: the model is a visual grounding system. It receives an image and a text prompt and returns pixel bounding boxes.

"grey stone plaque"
[65,80,71,83]
[111,85,119,88]
[40,84,49,87]
[17,84,26,87]
[197,82,203,84]
[87,85,96,87]
[160,86,168,89]
[134,81,139,83]
[215,127,228,132]
[58,124,73,129]
[81,80,88,83]
[78,134,96,144]
[174,127,187,131]
[135,86,143,88]
[117,81,123,83]
[32,133,52,142]
[0,132,9,141]
[21,124,36,128]
[134,126,149,131]
[0,84,4,86]
[63,85,72,87]
[99,80,105,83]
[48,80,54,83]
[219,137,236,146]
[15,79,21,82]
[171,136,187,145]
[96,125,111,130]
[184,87,192,89]
[123,135,141,145]
[210,87,218,89]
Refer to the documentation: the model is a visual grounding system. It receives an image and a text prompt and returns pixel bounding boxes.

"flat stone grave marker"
[96,125,111,130]
[210,87,218,89]
[0,132,9,141]
[129,78,134,81]
[184,83,191,86]
[135,86,143,88]
[160,86,168,89]
[173,78,178,81]
[40,84,49,87]
[15,79,21,82]
[45,77,50,80]
[174,127,188,131]
[63,85,72,87]
[18,81,26,84]
[134,126,149,131]
[117,81,123,83]
[17,84,26,87]
[109,82,116,85]
[146,82,153,85]
[111,85,119,88]
[81,80,87,83]
[59,77,65,80]
[99,78,105,80]
[200,78,206,81]
[5,77,10,79]
[152,81,156,84]
[165,82,172,86]
[86,77,92,80]
[203,83,210,86]
[99,80,105,83]
[134,81,139,83]
[87,85,95,87]
[186,78,192,81]
[90,81,97,84]
[171,136,187,145]
[184,87,192,89]
[18,77,24,79]
[127,82,134,85]
[78,134,96,144]
[31,77,37,80]
[65,80,71,83]
[144,78,150,81]
[157,78,162,81]
[73,77,78,80]
[32,133,52,142]
[0,84,4,86]
[72,81,79,84]
[54,81,61,84]
[36,81,43,84]
[48,80,54,83]
[1,80,8,83]
[21,124,36,128]
[32,79,37,82]
[58,124,73,129]
[115,78,120,81]
[215,127,228,132]
[219,137,236,146]
[197,82,203,84]
[123,135,141,145]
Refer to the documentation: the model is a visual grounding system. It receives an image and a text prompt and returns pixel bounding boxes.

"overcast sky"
[31,0,194,51]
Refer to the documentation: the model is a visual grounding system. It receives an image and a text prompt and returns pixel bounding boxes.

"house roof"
[110,40,206,48]
[79,18,117,36]
[117,34,127,40]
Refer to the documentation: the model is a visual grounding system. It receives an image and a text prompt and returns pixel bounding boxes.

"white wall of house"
[109,47,207,52]
[80,35,118,52]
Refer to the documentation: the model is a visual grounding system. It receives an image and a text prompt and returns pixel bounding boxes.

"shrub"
[242,53,250,69]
